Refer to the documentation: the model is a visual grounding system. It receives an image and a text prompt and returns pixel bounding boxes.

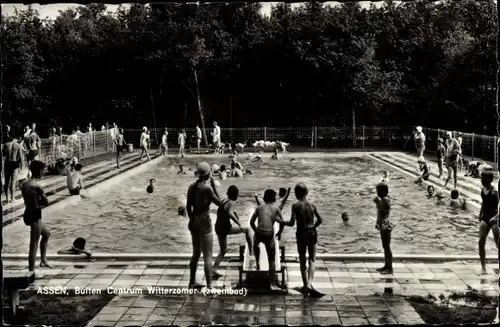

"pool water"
[3,154,497,256]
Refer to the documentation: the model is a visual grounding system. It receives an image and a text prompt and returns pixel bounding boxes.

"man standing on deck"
[196,124,202,154]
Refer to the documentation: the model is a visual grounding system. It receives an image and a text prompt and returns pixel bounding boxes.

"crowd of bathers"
[413,126,498,275]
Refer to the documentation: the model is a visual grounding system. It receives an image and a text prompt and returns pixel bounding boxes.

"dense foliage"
[1,0,497,136]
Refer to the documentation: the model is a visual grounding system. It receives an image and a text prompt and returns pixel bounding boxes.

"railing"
[14,126,499,170]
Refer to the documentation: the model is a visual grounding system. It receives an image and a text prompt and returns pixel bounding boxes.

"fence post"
[437,128,440,138]
[362,125,365,149]
[93,131,96,157]
[471,133,475,161]
[264,127,267,142]
[314,126,318,148]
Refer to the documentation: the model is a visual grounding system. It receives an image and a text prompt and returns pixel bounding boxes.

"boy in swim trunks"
[279,183,324,294]
[374,182,393,274]
[250,189,290,291]
[478,169,499,274]
[212,185,253,279]
[67,164,84,195]
[22,160,51,277]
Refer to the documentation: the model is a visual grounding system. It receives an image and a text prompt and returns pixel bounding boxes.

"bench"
[4,271,35,316]
[239,222,287,287]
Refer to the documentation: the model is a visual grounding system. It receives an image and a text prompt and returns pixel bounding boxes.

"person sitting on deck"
[67,164,84,196]
[249,189,291,291]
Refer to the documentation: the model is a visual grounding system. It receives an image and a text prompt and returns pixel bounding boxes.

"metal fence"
[21,126,500,170]
[420,127,498,171]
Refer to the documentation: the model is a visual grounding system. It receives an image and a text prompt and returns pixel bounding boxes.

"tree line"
[1,0,497,137]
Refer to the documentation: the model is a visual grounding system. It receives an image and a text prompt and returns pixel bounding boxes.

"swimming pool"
[3,153,496,256]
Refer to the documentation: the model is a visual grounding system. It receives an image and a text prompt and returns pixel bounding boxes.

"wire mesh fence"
[18,126,500,170]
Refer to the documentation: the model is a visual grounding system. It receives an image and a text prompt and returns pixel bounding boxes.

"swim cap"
[437,138,443,143]
[416,126,422,132]
[211,164,220,172]
[196,162,211,177]
[417,156,425,163]
[446,131,452,138]
[143,126,147,131]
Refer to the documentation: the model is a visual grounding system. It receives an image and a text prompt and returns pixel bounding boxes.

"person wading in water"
[186,162,221,290]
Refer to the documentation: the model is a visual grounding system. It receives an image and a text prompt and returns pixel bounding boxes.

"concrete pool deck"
[5,255,500,326]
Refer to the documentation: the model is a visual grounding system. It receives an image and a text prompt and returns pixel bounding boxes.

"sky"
[1,2,382,19]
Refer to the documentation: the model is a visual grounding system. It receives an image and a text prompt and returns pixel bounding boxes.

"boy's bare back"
[256,204,280,232]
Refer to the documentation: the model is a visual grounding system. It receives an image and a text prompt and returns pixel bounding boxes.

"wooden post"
[264,127,267,142]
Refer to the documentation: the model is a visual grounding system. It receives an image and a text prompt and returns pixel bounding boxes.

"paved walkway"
[4,256,499,326]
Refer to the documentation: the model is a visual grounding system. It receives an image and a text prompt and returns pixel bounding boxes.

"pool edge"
[2,253,498,262]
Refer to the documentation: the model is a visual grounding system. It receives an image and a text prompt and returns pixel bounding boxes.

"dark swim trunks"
[23,208,42,226]
[254,229,274,244]
[188,213,212,236]
[28,150,39,161]
[447,154,458,168]
[4,161,20,174]
[69,187,81,196]
[296,228,318,248]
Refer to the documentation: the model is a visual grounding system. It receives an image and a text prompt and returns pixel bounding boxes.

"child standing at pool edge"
[22,160,51,278]
[212,185,253,279]
[374,182,393,274]
[250,189,290,291]
[281,183,324,295]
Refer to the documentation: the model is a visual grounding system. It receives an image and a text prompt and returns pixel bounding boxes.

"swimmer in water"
[414,157,430,186]
[147,179,156,193]
[178,165,187,174]
[426,185,435,199]
[478,169,499,274]
[219,165,227,180]
[341,212,349,223]
[381,170,390,183]
[435,188,446,205]
[230,157,244,177]
[271,148,282,160]
[22,160,51,278]
[57,237,92,257]
[178,206,186,217]
[290,158,296,162]
[449,190,466,210]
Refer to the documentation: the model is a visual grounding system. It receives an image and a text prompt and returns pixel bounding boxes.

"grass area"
[406,288,497,324]
[3,289,115,326]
